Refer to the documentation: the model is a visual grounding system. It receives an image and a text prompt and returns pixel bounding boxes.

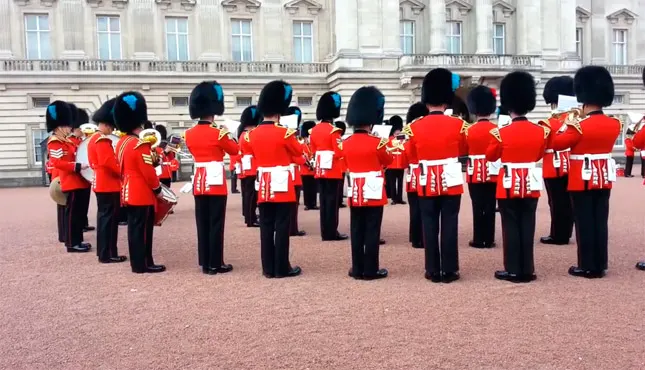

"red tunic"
[155,148,175,180]
[343,131,393,207]
[87,132,120,193]
[551,112,621,191]
[300,142,315,176]
[625,138,635,157]
[465,119,499,184]
[403,112,468,197]
[541,113,571,178]
[116,135,161,206]
[184,123,239,196]
[240,130,258,178]
[247,122,304,203]
[386,136,408,170]
[403,140,420,193]
[310,121,344,179]
[47,136,90,191]
[485,118,548,199]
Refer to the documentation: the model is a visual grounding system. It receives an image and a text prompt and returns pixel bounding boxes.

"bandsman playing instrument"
[286,106,307,237]
[239,105,261,227]
[624,130,635,177]
[486,71,548,283]
[114,91,166,274]
[404,102,429,249]
[539,76,575,245]
[299,120,318,210]
[343,86,393,280]
[46,101,91,253]
[551,66,620,279]
[248,80,303,278]
[87,98,127,264]
[464,85,499,249]
[184,81,239,275]
[310,92,348,241]
[385,115,407,205]
[404,68,468,283]
[154,125,175,188]
[47,145,66,243]
[69,104,95,233]
[335,121,349,209]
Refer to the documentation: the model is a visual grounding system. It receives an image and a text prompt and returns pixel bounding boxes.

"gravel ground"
[1,175,645,370]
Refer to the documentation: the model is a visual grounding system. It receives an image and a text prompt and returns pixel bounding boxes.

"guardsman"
[403,68,468,283]
[310,92,347,241]
[385,115,407,205]
[485,71,548,283]
[464,85,499,249]
[87,98,127,264]
[46,101,91,253]
[286,106,307,237]
[343,86,393,280]
[248,80,303,278]
[229,152,240,193]
[114,91,166,274]
[551,66,620,278]
[68,104,95,233]
[154,125,175,188]
[47,149,66,243]
[184,81,239,275]
[624,130,635,177]
[300,120,318,210]
[539,76,575,245]
[335,121,349,209]
[238,105,261,227]
[404,102,429,249]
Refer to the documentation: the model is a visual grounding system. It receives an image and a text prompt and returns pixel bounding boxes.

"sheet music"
[556,95,579,112]
[444,109,453,116]
[223,119,241,134]
[281,114,299,129]
[627,112,643,124]
[497,115,512,127]
[372,125,392,139]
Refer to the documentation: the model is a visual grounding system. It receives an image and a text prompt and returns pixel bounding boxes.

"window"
[171,97,189,107]
[97,16,122,60]
[297,97,313,106]
[24,14,51,59]
[293,21,313,63]
[165,17,189,61]
[612,29,627,65]
[575,27,583,59]
[231,19,253,62]
[31,96,50,108]
[614,94,625,104]
[400,21,415,54]
[493,23,505,55]
[32,128,48,164]
[446,21,462,54]
[236,96,252,106]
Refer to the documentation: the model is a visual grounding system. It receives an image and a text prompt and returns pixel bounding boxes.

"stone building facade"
[0,0,643,186]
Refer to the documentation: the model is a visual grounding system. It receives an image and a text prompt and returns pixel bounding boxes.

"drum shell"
[154,183,178,226]
[76,135,119,182]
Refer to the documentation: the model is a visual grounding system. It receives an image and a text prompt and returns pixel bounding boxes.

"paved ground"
[1,175,645,370]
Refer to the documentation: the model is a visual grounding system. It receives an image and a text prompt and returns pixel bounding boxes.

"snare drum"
[155,183,178,226]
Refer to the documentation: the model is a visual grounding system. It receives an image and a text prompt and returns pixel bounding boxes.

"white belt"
[162,162,172,165]
[502,162,536,170]
[545,149,570,154]
[242,154,252,159]
[420,157,458,167]
[468,155,486,160]
[349,171,381,179]
[194,161,223,168]
[257,166,291,173]
[316,150,334,155]
[409,164,419,169]
[570,153,612,161]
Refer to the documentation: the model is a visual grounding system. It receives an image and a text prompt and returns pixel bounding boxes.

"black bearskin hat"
[500,71,536,116]
[574,66,614,107]
[316,91,342,121]
[237,105,261,138]
[287,106,303,127]
[543,76,575,105]
[113,91,148,133]
[498,105,509,117]
[68,103,80,129]
[389,115,403,136]
[421,68,454,106]
[189,81,225,119]
[156,124,168,140]
[467,85,497,116]
[76,108,89,127]
[300,120,316,138]
[346,86,385,127]
[258,80,293,116]
[45,100,73,132]
[92,98,116,126]
[143,121,153,129]
[335,121,346,136]
[406,102,429,123]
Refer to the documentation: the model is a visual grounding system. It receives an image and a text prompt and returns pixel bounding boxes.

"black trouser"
[386,169,405,202]
[468,182,497,246]
[641,157,645,177]
[119,206,128,223]
[625,156,634,176]
[96,192,121,261]
[241,176,258,225]
[419,195,461,274]
[160,178,171,188]
[230,172,238,192]
[79,187,91,227]
[338,175,347,207]
[57,204,66,243]
[544,176,574,242]
[384,170,392,199]
[194,195,227,268]
[258,202,292,276]
[498,198,538,276]
[350,206,384,276]
[408,192,422,246]
[319,178,342,239]
[63,189,88,248]
[570,190,610,272]
[127,205,155,272]
[302,175,318,208]
[289,185,302,235]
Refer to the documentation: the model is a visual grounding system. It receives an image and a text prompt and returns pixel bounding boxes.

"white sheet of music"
[627,112,643,125]
[223,119,241,134]
[444,109,453,116]
[556,95,579,112]
[372,125,392,138]
[498,115,511,127]
[281,115,299,129]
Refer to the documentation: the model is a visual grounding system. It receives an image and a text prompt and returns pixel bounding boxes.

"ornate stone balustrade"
[596,64,644,75]
[399,54,544,72]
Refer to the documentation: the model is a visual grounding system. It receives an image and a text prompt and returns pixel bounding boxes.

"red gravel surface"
[1,175,645,370]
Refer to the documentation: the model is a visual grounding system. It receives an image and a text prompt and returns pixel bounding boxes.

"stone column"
[334,0,359,54]
[590,0,606,64]
[0,0,12,58]
[559,0,577,58]
[263,0,284,61]
[636,1,645,63]
[429,0,446,53]
[131,0,157,60]
[542,0,560,57]
[60,0,86,58]
[516,0,542,55]
[381,0,401,55]
[357,0,381,53]
[197,0,222,60]
[475,0,493,54]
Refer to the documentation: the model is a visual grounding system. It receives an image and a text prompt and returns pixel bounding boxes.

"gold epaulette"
[336,137,343,150]
[539,119,551,128]
[542,126,551,139]
[307,128,313,135]
[565,119,583,134]
[218,127,230,140]
[134,139,151,149]
[402,124,413,137]
[284,128,297,139]
[96,134,111,143]
[141,153,153,165]
[459,120,470,134]
[489,128,502,142]
[377,137,388,149]
[331,127,342,134]
[244,131,250,143]
[48,136,62,143]
[210,122,220,129]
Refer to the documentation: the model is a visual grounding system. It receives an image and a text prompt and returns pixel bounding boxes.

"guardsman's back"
[343,133,391,172]
[249,123,299,168]
[466,119,496,155]
[407,113,467,160]
[572,114,621,154]
[185,123,238,161]
[495,120,548,162]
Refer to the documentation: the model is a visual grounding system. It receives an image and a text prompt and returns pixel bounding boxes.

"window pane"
[232,20,240,35]
[400,22,404,34]
[98,33,109,59]
[166,18,176,33]
[26,32,39,59]
[293,22,301,36]
[403,37,413,54]
[294,37,302,62]
[494,38,504,54]
[25,15,37,31]
[303,38,312,62]
[110,33,121,59]
[39,32,51,58]
[38,15,49,30]
[241,21,251,35]
[109,17,120,32]
[178,35,188,60]
[177,19,187,34]
[167,34,177,60]
[97,17,108,32]
[242,35,252,61]
[302,22,312,36]
[232,36,241,61]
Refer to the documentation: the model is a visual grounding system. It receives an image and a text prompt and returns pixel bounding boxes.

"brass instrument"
[79,123,99,138]
[563,107,583,128]
[139,128,162,165]
[49,177,67,205]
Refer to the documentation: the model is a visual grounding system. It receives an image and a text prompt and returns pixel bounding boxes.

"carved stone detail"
[221,0,261,13]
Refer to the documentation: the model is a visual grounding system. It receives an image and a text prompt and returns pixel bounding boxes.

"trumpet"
[161,134,192,159]
[563,107,583,127]
[80,123,99,138]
